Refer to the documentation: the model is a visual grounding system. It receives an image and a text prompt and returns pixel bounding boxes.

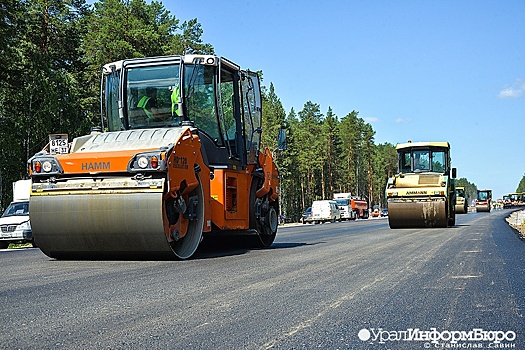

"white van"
[311,200,341,224]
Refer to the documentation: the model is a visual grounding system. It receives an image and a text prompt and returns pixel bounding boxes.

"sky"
[167,0,524,199]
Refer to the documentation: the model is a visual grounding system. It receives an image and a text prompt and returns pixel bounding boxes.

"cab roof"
[102,54,240,74]
[396,141,450,150]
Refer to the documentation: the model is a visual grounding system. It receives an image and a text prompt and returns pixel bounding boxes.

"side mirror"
[451,167,457,179]
[277,129,287,151]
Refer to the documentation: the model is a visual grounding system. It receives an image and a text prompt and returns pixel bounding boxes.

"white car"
[0,180,33,249]
[311,200,341,224]
[0,201,32,249]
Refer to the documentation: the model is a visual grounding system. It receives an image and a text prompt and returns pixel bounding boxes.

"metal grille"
[1,225,17,233]
[418,175,440,185]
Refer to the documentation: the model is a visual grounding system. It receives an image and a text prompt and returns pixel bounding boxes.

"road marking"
[450,275,483,279]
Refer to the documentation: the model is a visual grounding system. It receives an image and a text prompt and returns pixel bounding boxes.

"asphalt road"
[1,210,524,349]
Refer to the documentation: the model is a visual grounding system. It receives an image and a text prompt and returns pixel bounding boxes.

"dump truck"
[385,141,456,228]
[475,189,492,212]
[0,180,33,248]
[28,54,282,259]
[351,197,369,219]
[454,186,468,214]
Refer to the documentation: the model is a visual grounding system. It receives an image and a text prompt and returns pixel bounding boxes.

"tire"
[168,174,205,259]
[248,179,277,248]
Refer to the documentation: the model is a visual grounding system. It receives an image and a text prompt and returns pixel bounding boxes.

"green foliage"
[517,174,525,193]
[0,0,213,207]
[455,178,477,204]
[0,0,89,207]
[260,99,392,220]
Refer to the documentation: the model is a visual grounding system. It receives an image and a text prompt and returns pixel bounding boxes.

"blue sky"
[169,0,524,199]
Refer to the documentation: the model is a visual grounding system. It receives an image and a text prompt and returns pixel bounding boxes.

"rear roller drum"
[388,199,447,228]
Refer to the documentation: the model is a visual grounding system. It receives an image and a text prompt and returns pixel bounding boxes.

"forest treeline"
[2,0,516,219]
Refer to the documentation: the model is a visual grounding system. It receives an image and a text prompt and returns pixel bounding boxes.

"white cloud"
[497,79,525,99]
[364,117,379,123]
[395,118,412,124]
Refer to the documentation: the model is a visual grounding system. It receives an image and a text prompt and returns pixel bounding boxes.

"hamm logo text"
[82,162,110,171]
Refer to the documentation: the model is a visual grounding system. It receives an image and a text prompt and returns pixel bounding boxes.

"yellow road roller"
[455,186,468,214]
[27,54,283,259]
[385,141,456,228]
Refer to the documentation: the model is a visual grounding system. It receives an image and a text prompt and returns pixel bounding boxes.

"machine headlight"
[42,161,53,172]
[137,156,149,169]
[28,155,63,175]
[128,151,167,172]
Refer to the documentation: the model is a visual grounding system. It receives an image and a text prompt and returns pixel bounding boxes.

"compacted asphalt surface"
[1,209,524,349]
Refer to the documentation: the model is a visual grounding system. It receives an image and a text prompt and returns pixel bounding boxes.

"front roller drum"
[455,203,468,214]
[30,192,176,259]
[388,198,448,228]
[476,205,491,213]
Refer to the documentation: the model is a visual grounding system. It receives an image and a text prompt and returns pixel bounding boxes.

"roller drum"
[455,204,468,214]
[388,198,448,228]
[30,192,175,259]
[476,205,491,213]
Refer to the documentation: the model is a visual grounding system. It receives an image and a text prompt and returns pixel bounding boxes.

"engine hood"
[0,215,30,226]
[71,127,188,153]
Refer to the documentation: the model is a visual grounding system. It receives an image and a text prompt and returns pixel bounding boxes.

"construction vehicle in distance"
[512,193,525,207]
[503,194,512,209]
[385,141,456,228]
[28,54,283,260]
[475,189,492,212]
[503,192,525,208]
[455,186,468,214]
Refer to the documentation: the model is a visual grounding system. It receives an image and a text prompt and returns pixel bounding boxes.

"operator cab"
[102,55,263,169]
[396,141,451,175]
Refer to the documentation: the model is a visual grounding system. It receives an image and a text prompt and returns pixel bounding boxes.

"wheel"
[258,200,278,247]
[0,241,9,249]
[448,215,456,227]
[447,201,456,227]
[168,174,205,259]
[248,179,277,248]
